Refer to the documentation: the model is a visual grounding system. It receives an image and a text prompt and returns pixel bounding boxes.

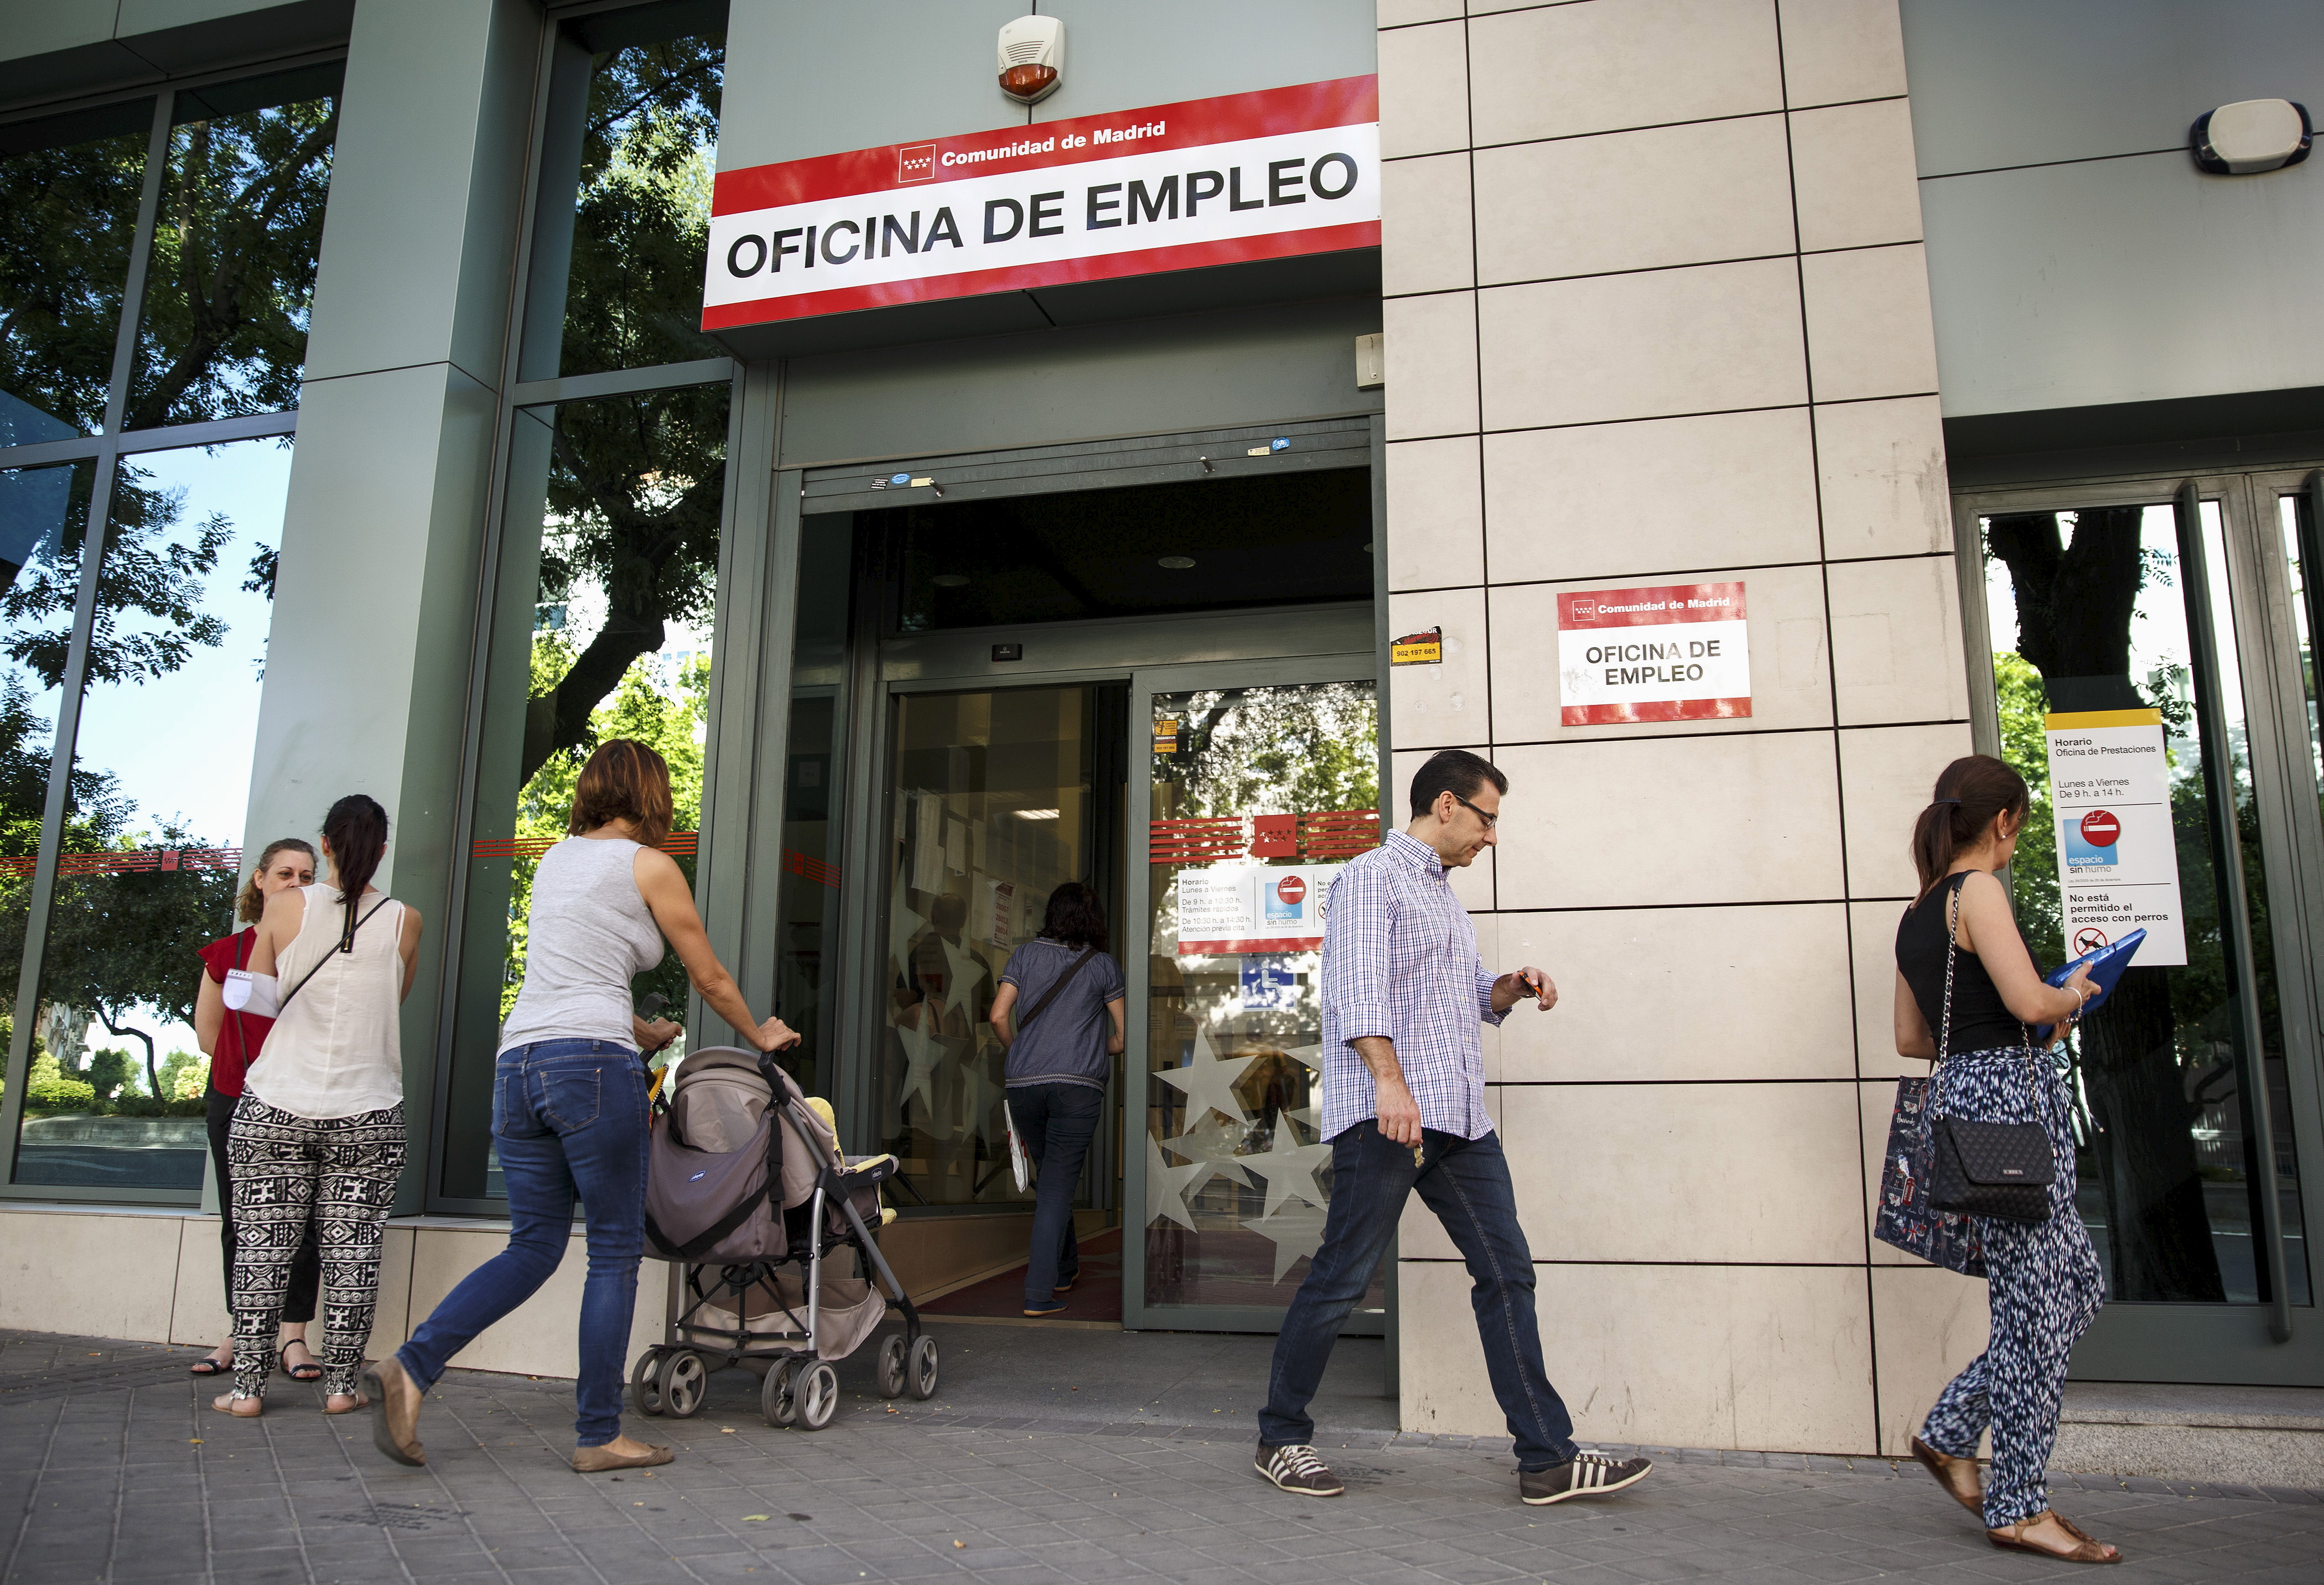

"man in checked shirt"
[1254,750,1653,1506]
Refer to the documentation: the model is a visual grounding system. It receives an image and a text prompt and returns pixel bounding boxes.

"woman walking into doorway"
[189,838,323,1383]
[989,881,1125,1319]
[367,739,798,1473]
[1893,755,2115,1564]
[214,795,421,1418]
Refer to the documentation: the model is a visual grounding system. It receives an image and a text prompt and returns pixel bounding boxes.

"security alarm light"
[2190,98,2311,174]
[998,15,1063,104]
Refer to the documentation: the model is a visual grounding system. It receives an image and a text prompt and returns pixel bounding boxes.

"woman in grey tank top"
[369,740,798,1474]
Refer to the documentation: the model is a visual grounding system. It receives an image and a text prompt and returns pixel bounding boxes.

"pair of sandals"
[1911,1436,2122,1565]
[189,1339,324,1383]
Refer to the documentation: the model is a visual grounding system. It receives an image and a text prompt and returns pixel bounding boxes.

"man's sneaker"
[1519,1451,1654,1505]
[1022,1299,1067,1318]
[1255,1441,1345,1498]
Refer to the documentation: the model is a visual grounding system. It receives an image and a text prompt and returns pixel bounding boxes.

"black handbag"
[1925,876,2055,1224]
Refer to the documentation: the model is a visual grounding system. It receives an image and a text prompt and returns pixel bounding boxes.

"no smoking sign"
[2079,809,2120,846]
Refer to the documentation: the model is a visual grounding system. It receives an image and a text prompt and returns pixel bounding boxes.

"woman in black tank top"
[1890,755,2115,1565]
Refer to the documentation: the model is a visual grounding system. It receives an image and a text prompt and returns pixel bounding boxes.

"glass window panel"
[126,64,341,431]
[0,101,154,439]
[2,459,101,1075]
[876,686,1107,1208]
[445,382,730,1201]
[1981,501,2307,1305]
[2280,493,2322,799]
[1143,680,1378,1313]
[553,2,727,377]
[769,517,855,1098]
[10,440,289,1191]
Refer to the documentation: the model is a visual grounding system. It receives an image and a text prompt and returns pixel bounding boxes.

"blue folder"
[2036,928,2145,1039]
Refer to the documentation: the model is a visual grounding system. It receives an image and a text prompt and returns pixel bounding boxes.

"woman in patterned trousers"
[213,794,424,1418]
[1892,755,2118,1565]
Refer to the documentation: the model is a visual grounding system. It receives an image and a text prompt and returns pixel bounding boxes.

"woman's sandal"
[280,1340,324,1383]
[209,1393,264,1418]
[321,1392,370,1416]
[1908,1435,1983,1515]
[1986,1510,2122,1564]
[188,1349,232,1378]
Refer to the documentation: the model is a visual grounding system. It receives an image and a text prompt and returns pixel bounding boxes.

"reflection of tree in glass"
[130,92,335,430]
[1986,510,2228,1301]
[1163,684,1378,819]
[521,388,726,786]
[560,32,724,376]
[504,636,709,1021]
[0,119,148,436]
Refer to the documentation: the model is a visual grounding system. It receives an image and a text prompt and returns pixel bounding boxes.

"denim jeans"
[1260,1123,1578,1470]
[399,1038,649,1446]
[1009,1082,1103,1304]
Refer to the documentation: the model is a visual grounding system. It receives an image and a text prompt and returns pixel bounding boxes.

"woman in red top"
[189,839,322,1380]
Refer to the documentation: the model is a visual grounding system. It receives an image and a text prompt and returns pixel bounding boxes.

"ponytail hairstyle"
[237,838,318,924]
[320,793,390,950]
[1911,755,2030,903]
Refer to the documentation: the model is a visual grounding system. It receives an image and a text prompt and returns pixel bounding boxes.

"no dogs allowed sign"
[1557,582,1751,725]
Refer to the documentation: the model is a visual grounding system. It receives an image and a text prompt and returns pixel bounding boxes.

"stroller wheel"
[907,1334,940,1400]
[875,1334,909,1399]
[796,1360,839,1431]
[657,1349,709,1418]
[630,1347,668,1417]
[761,1358,798,1427]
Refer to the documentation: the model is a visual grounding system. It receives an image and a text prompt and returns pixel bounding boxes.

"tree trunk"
[1985,508,2224,1300]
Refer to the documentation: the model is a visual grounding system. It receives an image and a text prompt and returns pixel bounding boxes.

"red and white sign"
[2079,809,2120,846]
[1556,581,1751,726]
[702,77,1378,330]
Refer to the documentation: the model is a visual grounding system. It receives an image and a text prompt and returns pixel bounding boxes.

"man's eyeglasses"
[1451,792,1497,830]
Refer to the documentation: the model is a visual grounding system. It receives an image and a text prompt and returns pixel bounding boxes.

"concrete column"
[1378,0,1967,1457]
[243,0,539,1205]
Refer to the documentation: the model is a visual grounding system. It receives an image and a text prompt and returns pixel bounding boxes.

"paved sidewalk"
[3,1329,2317,1584]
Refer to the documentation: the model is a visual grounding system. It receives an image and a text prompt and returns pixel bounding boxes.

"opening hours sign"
[1556,582,1751,725]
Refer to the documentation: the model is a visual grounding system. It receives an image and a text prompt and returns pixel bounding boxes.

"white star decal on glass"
[956,1060,1007,1145]
[1144,1134,1203,1233]
[1238,1119,1332,1220]
[1153,1028,1254,1126]
[1242,1202,1329,1283]
[940,936,988,1017]
[1159,1110,1253,1196]
[894,1010,945,1122]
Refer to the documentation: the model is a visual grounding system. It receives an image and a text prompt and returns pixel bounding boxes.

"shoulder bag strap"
[1932,874,1963,1113]
[1015,945,1101,1032]
[278,896,393,1015]
[229,929,252,1069]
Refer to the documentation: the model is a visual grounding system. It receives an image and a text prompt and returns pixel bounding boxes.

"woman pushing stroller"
[368,740,798,1472]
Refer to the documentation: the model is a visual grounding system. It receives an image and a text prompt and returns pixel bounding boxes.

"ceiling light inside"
[1157,555,1196,569]
[1015,808,1061,820]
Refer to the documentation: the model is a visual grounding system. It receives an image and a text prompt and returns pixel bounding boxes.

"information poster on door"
[2043,708,2187,965]
[1556,581,1751,725]
[1175,863,1343,955]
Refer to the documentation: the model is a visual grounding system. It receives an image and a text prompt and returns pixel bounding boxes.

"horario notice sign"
[702,77,1379,329]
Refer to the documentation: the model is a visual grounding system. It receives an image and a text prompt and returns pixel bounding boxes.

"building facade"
[1,0,2318,1457]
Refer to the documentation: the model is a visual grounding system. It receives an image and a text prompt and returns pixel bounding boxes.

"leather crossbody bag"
[1926,876,2055,1223]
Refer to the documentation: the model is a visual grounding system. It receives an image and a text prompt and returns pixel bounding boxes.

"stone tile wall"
[1376,0,1972,1456]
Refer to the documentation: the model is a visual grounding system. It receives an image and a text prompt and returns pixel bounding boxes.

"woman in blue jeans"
[365,740,797,1472]
[988,882,1124,1318]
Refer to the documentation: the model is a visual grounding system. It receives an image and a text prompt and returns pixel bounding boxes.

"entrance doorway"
[768,418,1387,1332]
[1959,469,2324,1384]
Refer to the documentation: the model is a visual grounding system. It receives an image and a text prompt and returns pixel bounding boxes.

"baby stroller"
[629,1046,937,1430]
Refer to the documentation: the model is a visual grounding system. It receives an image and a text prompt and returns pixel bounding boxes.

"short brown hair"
[237,838,318,924]
[570,739,674,848]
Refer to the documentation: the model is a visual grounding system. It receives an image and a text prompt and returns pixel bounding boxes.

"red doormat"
[920,1227,1124,1322]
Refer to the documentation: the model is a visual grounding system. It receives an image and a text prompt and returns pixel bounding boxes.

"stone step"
[2055,1381,2324,1488]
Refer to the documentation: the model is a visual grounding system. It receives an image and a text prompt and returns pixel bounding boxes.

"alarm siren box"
[997,15,1064,104]
[2190,98,2312,174]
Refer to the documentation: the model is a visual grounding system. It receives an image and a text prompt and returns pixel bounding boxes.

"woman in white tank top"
[369,739,798,1474]
[213,794,423,1420]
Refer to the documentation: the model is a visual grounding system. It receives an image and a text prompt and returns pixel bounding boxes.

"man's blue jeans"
[1260,1123,1579,1470]
[398,1039,649,1446]
[1009,1082,1102,1305]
